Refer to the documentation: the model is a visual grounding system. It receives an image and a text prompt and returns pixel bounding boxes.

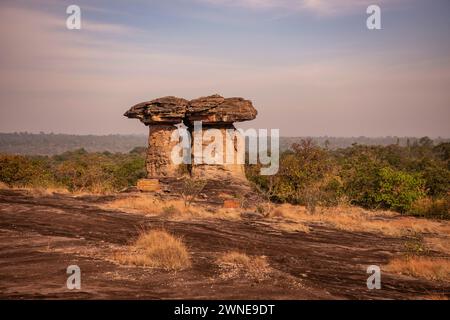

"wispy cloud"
[198,0,402,16]
[0,0,448,136]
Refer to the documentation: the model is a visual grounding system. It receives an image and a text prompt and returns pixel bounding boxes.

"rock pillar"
[146,124,180,178]
[124,94,257,182]
[190,123,247,181]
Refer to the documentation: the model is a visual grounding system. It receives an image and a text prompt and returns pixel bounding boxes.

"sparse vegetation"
[180,178,207,207]
[217,251,271,281]
[104,194,242,221]
[265,203,449,237]
[424,236,450,255]
[271,221,310,233]
[105,195,160,214]
[161,205,182,216]
[385,256,450,282]
[114,230,191,271]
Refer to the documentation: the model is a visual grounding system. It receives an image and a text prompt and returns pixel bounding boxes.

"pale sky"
[0,0,449,137]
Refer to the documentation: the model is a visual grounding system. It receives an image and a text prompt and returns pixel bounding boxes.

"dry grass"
[267,203,450,237]
[385,256,450,282]
[271,221,310,233]
[21,186,71,196]
[217,251,271,281]
[105,195,161,215]
[0,184,71,195]
[106,196,450,236]
[104,195,241,220]
[424,237,450,255]
[114,230,191,271]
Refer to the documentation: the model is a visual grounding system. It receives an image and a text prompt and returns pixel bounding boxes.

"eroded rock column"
[190,123,247,181]
[187,95,257,181]
[146,124,180,178]
[124,96,188,179]
[124,94,257,182]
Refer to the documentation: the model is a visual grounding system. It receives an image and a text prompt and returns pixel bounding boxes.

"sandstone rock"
[124,94,257,183]
[124,96,188,125]
[136,178,161,192]
[187,94,257,124]
[190,124,247,181]
[146,124,182,177]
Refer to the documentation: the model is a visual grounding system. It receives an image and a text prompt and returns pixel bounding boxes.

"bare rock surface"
[1,189,449,299]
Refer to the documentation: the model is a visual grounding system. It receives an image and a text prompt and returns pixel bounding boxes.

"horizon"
[1,131,450,140]
[1,0,449,137]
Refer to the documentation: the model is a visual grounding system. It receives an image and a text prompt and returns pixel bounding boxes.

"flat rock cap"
[187,94,257,124]
[124,96,188,124]
[124,94,257,125]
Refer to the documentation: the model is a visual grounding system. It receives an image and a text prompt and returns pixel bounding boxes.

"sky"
[0,0,449,137]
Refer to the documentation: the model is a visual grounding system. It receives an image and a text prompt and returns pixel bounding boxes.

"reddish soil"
[0,189,448,299]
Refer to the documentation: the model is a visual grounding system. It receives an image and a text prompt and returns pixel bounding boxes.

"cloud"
[198,0,401,16]
[0,1,448,137]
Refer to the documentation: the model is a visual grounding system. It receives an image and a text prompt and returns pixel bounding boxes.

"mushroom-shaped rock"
[124,96,188,125]
[187,94,257,125]
[124,94,258,181]
[124,96,188,178]
[186,95,257,181]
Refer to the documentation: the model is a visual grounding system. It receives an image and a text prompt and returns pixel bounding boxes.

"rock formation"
[186,95,256,180]
[124,94,257,181]
[125,97,188,178]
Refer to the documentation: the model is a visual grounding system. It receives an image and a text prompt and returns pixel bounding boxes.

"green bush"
[374,167,425,212]
[248,140,446,217]
[0,154,56,188]
[247,139,342,211]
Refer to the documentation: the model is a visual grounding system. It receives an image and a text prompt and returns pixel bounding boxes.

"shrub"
[0,154,56,188]
[247,139,341,210]
[409,197,449,220]
[421,163,450,197]
[374,167,425,212]
[180,178,206,207]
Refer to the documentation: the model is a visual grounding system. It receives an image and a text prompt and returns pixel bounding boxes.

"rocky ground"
[0,189,449,299]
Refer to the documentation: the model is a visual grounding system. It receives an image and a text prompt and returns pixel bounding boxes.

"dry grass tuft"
[115,230,191,271]
[217,251,271,281]
[385,256,450,282]
[271,221,310,233]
